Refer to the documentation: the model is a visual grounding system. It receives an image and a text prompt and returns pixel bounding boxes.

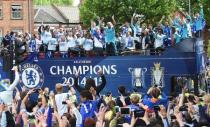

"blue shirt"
[80,100,98,127]
[142,93,168,110]
[104,27,115,43]
[1,111,7,127]
[29,39,36,52]
[173,17,182,32]
[162,25,171,39]
[174,32,181,44]
[194,7,204,31]
[181,23,188,39]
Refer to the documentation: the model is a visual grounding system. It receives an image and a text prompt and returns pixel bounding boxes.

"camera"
[179,105,188,112]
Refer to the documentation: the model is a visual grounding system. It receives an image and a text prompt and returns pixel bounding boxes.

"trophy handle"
[143,68,147,73]
[128,68,133,73]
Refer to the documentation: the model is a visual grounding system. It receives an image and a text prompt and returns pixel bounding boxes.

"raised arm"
[159,15,165,25]
[200,4,204,18]
[40,90,47,108]
[96,70,106,94]
[168,15,174,26]
[8,66,20,91]
[178,87,186,107]
[112,15,117,26]
[73,74,85,93]
[97,16,104,27]
[21,89,35,108]
[66,100,82,127]
[131,13,136,28]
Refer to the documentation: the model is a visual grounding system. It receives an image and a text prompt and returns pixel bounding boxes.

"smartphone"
[179,105,188,112]
[115,106,120,113]
[134,109,145,118]
[116,124,123,127]
[120,107,130,115]
[28,115,35,119]
[170,114,176,119]
[62,101,67,105]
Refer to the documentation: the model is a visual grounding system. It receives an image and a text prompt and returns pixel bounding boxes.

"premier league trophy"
[151,62,164,87]
[128,67,147,87]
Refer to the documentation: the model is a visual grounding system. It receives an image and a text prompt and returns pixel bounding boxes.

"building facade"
[34,5,80,32]
[0,0,34,38]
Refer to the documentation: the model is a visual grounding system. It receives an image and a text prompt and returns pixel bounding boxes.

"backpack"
[5,111,15,127]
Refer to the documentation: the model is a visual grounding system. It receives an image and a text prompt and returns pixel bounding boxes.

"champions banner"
[20,55,196,95]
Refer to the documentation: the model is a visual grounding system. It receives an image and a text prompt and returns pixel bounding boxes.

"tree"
[34,0,73,6]
[80,0,177,27]
[80,0,210,28]
[176,0,210,27]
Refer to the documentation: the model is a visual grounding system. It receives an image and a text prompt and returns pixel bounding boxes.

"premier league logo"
[151,62,164,87]
[20,63,44,88]
[128,67,147,88]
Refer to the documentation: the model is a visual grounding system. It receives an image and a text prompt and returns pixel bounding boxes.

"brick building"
[0,0,34,38]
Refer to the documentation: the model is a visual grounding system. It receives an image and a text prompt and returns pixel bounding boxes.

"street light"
[189,0,191,16]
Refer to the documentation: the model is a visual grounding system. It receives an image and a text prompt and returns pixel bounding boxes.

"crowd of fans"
[0,4,208,127]
[0,5,205,58]
[0,66,210,127]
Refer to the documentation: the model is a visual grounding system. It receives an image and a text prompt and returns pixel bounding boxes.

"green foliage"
[34,0,72,6]
[175,0,210,27]
[80,0,210,27]
[80,0,177,27]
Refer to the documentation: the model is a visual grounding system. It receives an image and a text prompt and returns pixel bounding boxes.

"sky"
[73,0,80,6]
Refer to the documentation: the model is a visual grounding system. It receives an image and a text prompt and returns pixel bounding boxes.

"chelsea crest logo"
[20,63,44,88]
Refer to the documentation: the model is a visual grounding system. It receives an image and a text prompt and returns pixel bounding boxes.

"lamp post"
[189,0,191,16]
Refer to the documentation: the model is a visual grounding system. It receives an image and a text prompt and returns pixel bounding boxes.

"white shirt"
[42,31,52,44]
[142,37,146,50]
[125,36,135,50]
[155,34,165,48]
[0,71,19,105]
[48,38,58,51]
[83,39,93,51]
[55,93,69,116]
[76,37,85,46]
[187,23,192,37]
[94,37,103,48]
[59,41,68,52]
[67,37,76,48]
[35,38,42,52]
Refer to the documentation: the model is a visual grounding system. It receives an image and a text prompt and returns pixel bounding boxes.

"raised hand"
[12,66,18,72]
[112,15,115,20]
[97,69,103,76]
[27,89,36,95]
[95,105,107,122]
[74,72,80,78]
